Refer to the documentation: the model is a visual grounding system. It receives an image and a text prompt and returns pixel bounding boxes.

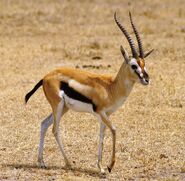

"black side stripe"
[60,81,97,111]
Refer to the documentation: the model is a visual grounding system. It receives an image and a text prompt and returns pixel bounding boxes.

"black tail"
[25,79,43,104]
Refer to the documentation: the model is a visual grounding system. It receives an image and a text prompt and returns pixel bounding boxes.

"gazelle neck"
[111,62,135,99]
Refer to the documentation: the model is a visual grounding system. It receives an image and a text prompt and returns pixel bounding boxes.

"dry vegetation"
[0,0,185,180]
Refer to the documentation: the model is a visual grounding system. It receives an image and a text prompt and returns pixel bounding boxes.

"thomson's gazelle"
[25,12,153,173]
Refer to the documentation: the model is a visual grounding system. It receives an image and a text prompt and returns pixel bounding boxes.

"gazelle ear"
[120,45,129,64]
[144,49,154,58]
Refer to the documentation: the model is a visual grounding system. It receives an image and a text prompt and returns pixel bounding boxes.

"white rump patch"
[59,90,65,98]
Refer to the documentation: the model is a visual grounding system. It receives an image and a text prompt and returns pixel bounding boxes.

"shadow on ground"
[2,163,107,179]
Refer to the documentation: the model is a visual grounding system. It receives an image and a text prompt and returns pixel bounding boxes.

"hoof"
[41,165,47,169]
[107,160,115,173]
[97,162,105,175]
[38,163,47,169]
[107,166,112,173]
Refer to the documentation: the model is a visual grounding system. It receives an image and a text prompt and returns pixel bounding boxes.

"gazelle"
[25,12,153,174]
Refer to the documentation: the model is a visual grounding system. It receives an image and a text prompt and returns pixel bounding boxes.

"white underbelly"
[60,91,94,113]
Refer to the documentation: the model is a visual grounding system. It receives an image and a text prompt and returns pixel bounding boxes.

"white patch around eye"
[130,58,145,74]
[130,58,137,64]
[130,59,140,70]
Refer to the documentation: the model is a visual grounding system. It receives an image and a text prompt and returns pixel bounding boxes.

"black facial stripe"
[60,81,97,111]
[135,70,149,79]
[134,70,142,79]
[143,71,149,79]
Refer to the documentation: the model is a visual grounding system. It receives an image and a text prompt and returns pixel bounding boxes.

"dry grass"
[0,0,185,180]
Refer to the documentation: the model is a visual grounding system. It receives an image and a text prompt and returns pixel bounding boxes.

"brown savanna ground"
[0,0,185,180]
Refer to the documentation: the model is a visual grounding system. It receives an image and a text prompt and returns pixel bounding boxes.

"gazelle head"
[114,12,154,85]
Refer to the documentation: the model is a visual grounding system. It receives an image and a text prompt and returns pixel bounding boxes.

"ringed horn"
[114,12,154,59]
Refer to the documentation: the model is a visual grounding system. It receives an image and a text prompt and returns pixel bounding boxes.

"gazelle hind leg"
[52,99,70,167]
[38,113,53,168]
[97,122,106,174]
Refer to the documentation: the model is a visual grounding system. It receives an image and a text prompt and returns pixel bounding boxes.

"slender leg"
[99,112,116,173]
[38,113,53,168]
[97,122,106,174]
[52,100,70,167]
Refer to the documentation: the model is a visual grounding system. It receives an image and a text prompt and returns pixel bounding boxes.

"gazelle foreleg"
[38,113,53,168]
[52,99,70,167]
[99,112,116,173]
[97,122,106,173]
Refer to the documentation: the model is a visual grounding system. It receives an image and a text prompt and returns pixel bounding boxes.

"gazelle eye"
[131,65,137,70]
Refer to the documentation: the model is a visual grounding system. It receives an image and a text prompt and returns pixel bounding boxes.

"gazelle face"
[114,12,153,86]
[129,58,149,85]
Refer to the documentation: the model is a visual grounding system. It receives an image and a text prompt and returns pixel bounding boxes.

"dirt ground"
[0,0,185,180]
